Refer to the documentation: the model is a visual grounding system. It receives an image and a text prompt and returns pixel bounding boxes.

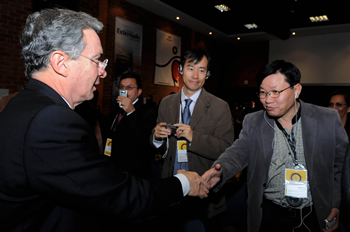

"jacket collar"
[24,78,70,109]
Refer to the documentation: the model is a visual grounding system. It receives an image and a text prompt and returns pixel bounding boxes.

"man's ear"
[294,83,302,98]
[50,51,69,77]
[137,88,142,97]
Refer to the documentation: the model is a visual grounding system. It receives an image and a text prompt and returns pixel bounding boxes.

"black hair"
[181,48,211,72]
[328,89,350,105]
[256,60,301,87]
[118,72,142,89]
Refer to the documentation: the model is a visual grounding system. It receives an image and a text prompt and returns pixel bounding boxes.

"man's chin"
[266,110,280,118]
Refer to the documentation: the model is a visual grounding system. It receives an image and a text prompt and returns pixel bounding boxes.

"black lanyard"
[275,107,301,165]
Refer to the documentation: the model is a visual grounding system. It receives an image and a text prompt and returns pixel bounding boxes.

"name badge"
[104,138,112,157]
[177,140,188,162]
[285,168,308,198]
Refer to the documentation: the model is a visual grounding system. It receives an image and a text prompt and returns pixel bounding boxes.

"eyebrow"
[260,85,278,89]
[186,64,207,70]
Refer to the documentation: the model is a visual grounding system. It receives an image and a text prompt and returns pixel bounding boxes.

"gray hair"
[20,8,103,79]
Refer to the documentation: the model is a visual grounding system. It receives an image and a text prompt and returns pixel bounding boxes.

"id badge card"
[285,167,308,198]
[104,138,112,157]
[177,140,188,162]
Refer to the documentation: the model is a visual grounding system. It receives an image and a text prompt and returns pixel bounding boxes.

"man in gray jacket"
[204,60,348,232]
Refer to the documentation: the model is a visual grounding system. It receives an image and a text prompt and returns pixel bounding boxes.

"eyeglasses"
[257,86,293,99]
[329,102,347,107]
[80,54,108,73]
[118,85,138,90]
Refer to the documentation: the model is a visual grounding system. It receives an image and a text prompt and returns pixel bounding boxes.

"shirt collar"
[61,96,72,109]
[181,87,202,103]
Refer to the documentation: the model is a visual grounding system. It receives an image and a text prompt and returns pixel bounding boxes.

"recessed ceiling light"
[209,32,212,35]
[237,37,241,40]
[309,15,329,22]
[292,32,296,36]
[244,23,258,29]
[176,16,180,20]
[214,4,231,12]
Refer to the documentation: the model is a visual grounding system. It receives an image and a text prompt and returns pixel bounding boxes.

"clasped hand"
[201,164,222,189]
[177,170,210,199]
[176,164,222,199]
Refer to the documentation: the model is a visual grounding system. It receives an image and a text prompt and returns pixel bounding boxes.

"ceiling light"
[214,4,231,12]
[244,23,258,29]
[176,16,180,20]
[237,37,241,40]
[310,15,329,22]
[292,32,296,36]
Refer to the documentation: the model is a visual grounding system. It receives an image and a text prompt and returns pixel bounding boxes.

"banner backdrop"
[154,29,181,86]
[115,17,142,75]
[113,17,143,109]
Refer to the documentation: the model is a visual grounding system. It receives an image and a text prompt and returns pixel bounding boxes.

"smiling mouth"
[265,106,275,111]
[189,80,200,84]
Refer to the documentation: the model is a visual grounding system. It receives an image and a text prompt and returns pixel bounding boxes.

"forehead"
[184,56,208,68]
[120,78,137,86]
[82,28,103,56]
[260,72,288,88]
[330,94,346,102]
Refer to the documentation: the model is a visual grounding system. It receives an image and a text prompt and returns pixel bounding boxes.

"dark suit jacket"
[153,89,235,218]
[214,100,348,231]
[109,99,157,178]
[0,79,183,232]
[341,145,350,231]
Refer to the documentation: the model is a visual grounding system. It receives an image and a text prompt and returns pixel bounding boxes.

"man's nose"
[192,70,199,78]
[264,93,274,102]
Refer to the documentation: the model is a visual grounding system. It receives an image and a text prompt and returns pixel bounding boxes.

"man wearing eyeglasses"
[106,72,157,179]
[328,89,350,138]
[203,60,348,232]
[0,8,210,232]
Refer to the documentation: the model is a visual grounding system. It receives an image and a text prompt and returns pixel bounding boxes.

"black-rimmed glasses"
[257,86,293,99]
[118,85,138,90]
[329,102,347,107]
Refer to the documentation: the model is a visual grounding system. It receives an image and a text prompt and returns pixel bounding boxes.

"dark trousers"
[259,197,321,232]
[148,196,225,232]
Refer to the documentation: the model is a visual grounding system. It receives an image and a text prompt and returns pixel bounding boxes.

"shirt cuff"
[174,173,190,196]
[126,110,134,116]
[153,134,164,148]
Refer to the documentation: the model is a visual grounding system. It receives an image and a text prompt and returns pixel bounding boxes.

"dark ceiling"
[161,0,348,40]
[128,0,350,41]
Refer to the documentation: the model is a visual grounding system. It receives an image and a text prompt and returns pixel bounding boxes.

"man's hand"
[202,164,222,188]
[117,96,135,114]
[154,122,171,140]
[174,123,193,142]
[323,208,339,232]
[177,170,209,199]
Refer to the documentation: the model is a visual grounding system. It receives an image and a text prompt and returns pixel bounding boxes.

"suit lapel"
[261,112,275,169]
[190,89,209,129]
[169,92,181,123]
[300,101,316,181]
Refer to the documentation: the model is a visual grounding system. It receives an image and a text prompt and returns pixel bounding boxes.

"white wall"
[269,32,350,85]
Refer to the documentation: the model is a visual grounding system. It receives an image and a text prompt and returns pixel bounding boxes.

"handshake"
[178,164,222,199]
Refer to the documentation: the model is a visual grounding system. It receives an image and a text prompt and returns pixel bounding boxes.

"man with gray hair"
[0,8,209,232]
